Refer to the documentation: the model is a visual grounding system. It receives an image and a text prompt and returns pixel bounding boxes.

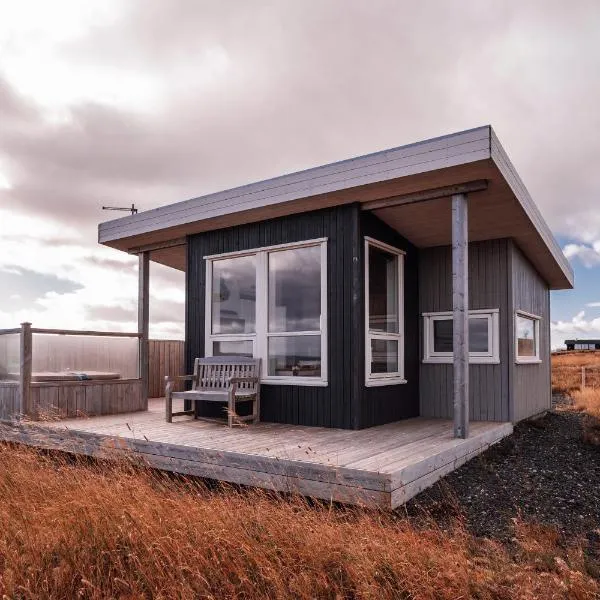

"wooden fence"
[148,340,185,398]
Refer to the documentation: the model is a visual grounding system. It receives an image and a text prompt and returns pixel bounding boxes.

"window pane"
[433,317,490,353]
[212,256,256,334]
[212,340,253,358]
[268,246,321,332]
[433,319,453,353]
[371,339,399,374]
[369,246,398,333]
[517,316,536,357]
[267,336,321,377]
[469,318,489,353]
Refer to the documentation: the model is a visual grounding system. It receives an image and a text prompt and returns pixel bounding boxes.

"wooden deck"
[0,399,512,509]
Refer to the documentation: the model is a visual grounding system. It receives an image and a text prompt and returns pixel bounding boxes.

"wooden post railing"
[19,322,32,418]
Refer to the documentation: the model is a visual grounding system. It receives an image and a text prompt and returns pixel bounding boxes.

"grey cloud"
[0,266,83,311]
[1,0,597,243]
[1,1,600,343]
[85,297,184,325]
[84,255,137,272]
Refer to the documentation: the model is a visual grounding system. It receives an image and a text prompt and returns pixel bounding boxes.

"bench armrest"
[165,374,195,398]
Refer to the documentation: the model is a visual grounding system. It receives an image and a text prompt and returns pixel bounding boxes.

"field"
[552,351,600,394]
[0,444,598,599]
[0,352,598,598]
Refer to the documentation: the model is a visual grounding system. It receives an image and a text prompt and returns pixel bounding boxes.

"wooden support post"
[19,322,32,418]
[138,252,150,408]
[452,194,469,439]
[582,367,586,389]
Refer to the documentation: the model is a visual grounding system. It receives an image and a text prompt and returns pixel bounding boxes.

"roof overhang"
[99,125,573,290]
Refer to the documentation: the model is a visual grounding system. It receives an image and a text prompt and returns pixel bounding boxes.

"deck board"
[0,399,512,509]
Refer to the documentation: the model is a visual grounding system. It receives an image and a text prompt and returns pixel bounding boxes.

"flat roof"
[98,125,574,289]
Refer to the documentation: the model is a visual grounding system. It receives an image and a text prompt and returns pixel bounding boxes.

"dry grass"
[552,352,600,394]
[570,387,600,446]
[0,444,597,599]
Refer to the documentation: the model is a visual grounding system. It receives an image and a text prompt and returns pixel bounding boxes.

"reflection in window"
[211,256,256,335]
[213,340,253,357]
[433,319,453,353]
[433,317,489,353]
[516,315,537,358]
[268,246,321,332]
[206,240,327,384]
[371,339,399,374]
[268,336,321,377]
[368,246,399,333]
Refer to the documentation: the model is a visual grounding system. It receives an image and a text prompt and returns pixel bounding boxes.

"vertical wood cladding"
[419,239,511,422]
[511,242,551,421]
[359,212,420,428]
[186,204,361,429]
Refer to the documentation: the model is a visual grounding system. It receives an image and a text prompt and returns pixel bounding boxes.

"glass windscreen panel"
[369,246,398,333]
[267,336,321,377]
[516,315,536,357]
[370,338,399,374]
[31,334,139,379]
[433,317,490,354]
[212,340,253,358]
[212,256,256,335]
[268,246,321,333]
[0,333,20,381]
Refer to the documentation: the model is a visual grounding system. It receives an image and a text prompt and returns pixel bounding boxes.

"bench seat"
[165,356,261,427]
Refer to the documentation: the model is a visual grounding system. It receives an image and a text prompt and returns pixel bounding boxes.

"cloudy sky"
[0,0,599,346]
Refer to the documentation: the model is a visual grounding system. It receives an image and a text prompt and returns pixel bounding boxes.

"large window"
[365,237,405,386]
[422,309,500,364]
[205,239,327,385]
[515,311,541,363]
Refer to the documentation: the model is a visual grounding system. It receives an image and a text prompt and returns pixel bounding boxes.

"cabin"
[99,125,573,432]
[565,340,600,351]
[0,126,574,509]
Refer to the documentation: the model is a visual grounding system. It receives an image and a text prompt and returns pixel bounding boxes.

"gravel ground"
[405,402,600,546]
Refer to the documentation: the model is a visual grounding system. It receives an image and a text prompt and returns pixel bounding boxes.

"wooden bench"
[165,356,261,427]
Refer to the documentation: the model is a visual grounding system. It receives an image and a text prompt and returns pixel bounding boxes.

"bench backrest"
[193,356,261,391]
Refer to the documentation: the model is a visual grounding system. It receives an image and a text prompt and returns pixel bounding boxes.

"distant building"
[565,339,600,351]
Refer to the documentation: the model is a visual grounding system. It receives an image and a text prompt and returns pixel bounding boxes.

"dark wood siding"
[419,239,511,422]
[359,212,420,428]
[510,242,551,420]
[186,204,361,429]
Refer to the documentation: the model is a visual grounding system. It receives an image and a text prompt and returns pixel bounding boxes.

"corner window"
[423,309,500,364]
[205,239,327,385]
[365,237,405,386]
[515,311,541,363]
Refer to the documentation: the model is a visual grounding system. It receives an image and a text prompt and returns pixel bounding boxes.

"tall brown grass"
[0,443,597,599]
[552,352,600,394]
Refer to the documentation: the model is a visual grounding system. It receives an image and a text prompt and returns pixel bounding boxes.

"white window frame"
[204,238,328,386]
[422,308,500,364]
[515,310,541,364]
[364,237,406,387]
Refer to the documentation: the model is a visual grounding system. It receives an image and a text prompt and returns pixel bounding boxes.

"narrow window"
[423,310,500,364]
[267,245,323,378]
[365,238,405,385]
[515,311,541,363]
